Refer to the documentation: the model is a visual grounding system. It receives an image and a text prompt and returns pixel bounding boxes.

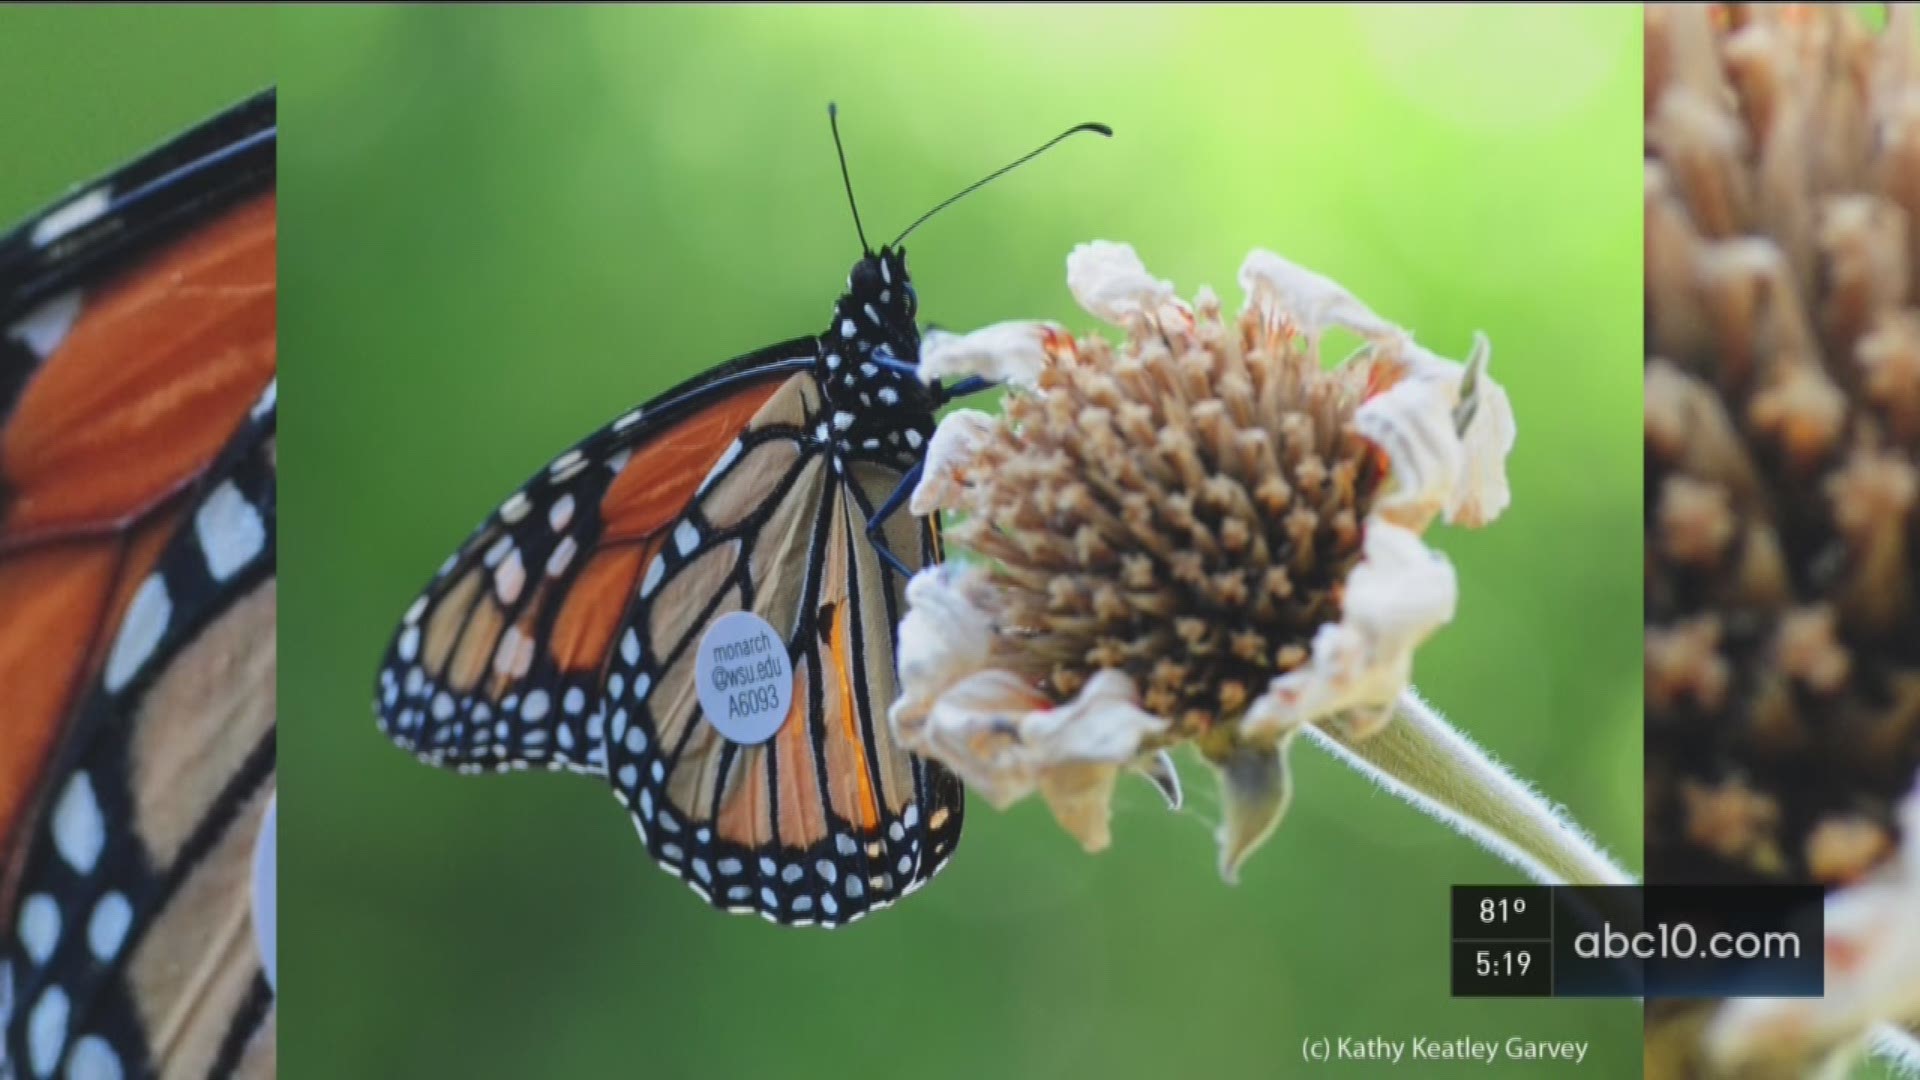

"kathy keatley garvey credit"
[1303,1036,1590,1065]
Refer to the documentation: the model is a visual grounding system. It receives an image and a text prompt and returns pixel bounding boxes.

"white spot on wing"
[673,520,700,556]
[493,548,526,603]
[104,575,169,693]
[548,493,575,532]
[32,187,109,247]
[18,895,58,963]
[545,535,578,578]
[9,290,82,358]
[195,481,266,582]
[52,773,106,875]
[641,555,666,597]
[68,1035,123,1080]
[87,892,131,962]
[28,986,69,1078]
[500,491,531,523]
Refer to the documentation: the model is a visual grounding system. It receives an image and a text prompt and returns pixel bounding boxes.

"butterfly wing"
[0,93,276,1079]
[596,369,963,926]
[377,348,964,927]
[374,348,813,776]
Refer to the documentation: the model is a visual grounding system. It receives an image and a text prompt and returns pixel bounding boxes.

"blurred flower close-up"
[1646,3,1920,1075]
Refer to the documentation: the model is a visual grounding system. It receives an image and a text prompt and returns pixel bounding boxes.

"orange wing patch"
[599,379,783,543]
[0,195,276,547]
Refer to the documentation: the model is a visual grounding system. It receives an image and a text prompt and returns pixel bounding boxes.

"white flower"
[890,563,996,736]
[891,242,1512,872]
[910,408,996,515]
[1355,333,1515,531]
[1067,241,1180,325]
[919,321,1066,388]
[1238,248,1401,347]
[1245,522,1458,740]
[894,654,1168,852]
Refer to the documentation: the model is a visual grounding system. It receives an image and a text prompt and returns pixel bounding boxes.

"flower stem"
[1307,688,1634,886]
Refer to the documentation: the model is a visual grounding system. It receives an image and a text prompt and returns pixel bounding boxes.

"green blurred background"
[0,7,274,229]
[274,7,1643,1079]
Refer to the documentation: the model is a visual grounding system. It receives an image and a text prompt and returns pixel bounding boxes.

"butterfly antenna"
[892,121,1112,246]
[828,103,872,256]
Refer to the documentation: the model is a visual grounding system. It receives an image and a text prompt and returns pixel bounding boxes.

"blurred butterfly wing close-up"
[0,91,277,1078]
[374,244,965,928]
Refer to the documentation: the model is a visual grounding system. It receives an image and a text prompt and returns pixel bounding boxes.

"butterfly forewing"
[0,92,276,1080]
[375,351,812,777]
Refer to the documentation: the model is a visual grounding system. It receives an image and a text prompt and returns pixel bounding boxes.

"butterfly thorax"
[814,246,937,469]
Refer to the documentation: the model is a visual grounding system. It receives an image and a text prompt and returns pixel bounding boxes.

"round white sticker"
[695,611,795,744]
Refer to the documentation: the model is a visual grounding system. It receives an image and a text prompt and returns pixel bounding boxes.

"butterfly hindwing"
[599,368,962,926]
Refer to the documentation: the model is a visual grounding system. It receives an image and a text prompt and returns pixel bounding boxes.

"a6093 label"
[695,611,794,744]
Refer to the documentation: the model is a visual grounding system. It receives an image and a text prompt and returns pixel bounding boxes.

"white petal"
[1067,241,1177,325]
[919,321,1064,388]
[910,409,996,515]
[889,565,997,738]
[1245,523,1457,736]
[1448,334,1516,527]
[1705,776,1920,1073]
[903,666,1165,834]
[1353,333,1515,531]
[1238,248,1398,344]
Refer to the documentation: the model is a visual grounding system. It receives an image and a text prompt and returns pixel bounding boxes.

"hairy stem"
[1308,688,1633,886]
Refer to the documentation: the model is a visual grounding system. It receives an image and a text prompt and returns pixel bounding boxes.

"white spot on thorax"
[195,481,266,582]
[840,319,856,338]
[104,575,170,692]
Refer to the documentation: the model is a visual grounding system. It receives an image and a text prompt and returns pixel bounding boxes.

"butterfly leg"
[865,460,924,580]
[936,375,995,402]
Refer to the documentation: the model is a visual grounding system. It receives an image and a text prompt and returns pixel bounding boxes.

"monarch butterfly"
[374,109,1106,928]
[0,92,276,1078]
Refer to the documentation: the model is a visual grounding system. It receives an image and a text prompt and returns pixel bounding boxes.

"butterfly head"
[830,244,920,367]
